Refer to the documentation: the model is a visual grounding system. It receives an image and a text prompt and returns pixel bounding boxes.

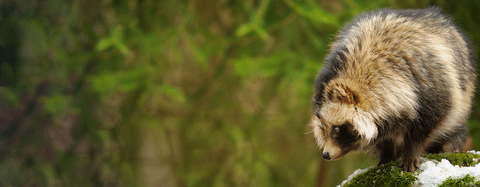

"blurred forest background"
[1,0,480,186]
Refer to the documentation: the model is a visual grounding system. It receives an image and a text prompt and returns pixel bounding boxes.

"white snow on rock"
[337,166,372,187]
[338,151,480,186]
[415,159,480,186]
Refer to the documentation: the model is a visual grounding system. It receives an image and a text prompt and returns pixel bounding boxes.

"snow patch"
[337,166,372,187]
[415,159,480,186]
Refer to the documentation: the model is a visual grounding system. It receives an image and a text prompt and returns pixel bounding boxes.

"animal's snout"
[322,152,330,160]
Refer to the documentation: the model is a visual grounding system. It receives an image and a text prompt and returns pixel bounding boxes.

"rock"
[339,151,480,187]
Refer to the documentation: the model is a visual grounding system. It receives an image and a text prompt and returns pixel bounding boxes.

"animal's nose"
[323,152,330,160]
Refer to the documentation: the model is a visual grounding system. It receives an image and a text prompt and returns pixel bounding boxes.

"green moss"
[439,174,480,187]
[422,153,480,166]
[341,152,480,187]
[343,160,416,187]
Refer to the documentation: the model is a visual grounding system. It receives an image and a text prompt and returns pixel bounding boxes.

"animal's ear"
[327,84,359,105]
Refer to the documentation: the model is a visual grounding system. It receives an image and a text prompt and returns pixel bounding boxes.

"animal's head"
[311,78,378,160]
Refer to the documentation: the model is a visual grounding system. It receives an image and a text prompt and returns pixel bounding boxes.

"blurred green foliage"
[0,0,479,187]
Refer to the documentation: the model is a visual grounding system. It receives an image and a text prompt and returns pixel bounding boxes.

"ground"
[339,151,480,187]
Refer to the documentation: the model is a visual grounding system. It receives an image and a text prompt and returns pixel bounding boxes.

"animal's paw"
[399,156,420,172]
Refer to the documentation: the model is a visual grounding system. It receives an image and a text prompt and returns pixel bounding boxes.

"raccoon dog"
[311,7,477,172]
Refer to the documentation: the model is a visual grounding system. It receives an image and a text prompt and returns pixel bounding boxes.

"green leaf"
[0,87,19,107]
[236,23,255,37]
[160,84,186,103]
[91,72,118,93]
[233,53,287,78]
[111,25,123,39]
[283,0,339,26]
[185,33,208,69]
[44,94,69,114]
[92,130,111,150]
[254,161,270,186]
[119,68,144,91]
[96,38,113,52]
[95,25,129,55]
[115,42,129,55]
[254,27,270,41]
[34,161,56,186]
[235,0,270,40]
[354,0,388,11]
[121,162,136,186]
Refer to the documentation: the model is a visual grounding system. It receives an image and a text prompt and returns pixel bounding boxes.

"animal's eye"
[332,126,340,137]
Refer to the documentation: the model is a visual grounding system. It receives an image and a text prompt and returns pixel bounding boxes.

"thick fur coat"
[310,7,477,172]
